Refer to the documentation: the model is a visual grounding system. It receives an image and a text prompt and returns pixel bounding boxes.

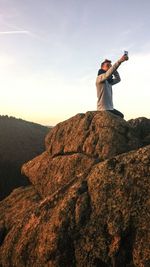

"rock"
[0,185,41,229]
[45,111,140,160]
[86,145,150,266]
[128,117,150,146]
[22,151,95,198]
[22,111,141,198]
[0,112,150,266]
[0,145,150,266]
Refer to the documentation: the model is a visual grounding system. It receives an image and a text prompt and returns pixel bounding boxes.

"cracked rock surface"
[0,111,150,267]
[45,111,140,159]
[22,111,141,198]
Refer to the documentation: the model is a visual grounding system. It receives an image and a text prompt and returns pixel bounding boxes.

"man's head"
[101,59,112,71]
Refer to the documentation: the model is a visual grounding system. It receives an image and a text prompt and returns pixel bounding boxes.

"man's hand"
[119,55,129,63]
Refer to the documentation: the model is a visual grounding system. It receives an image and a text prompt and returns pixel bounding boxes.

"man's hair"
[101,59,112,68]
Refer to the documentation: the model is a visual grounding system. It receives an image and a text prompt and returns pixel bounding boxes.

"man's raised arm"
[96,55,128,84]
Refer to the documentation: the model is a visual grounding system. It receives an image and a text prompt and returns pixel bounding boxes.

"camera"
[124,51,128,56]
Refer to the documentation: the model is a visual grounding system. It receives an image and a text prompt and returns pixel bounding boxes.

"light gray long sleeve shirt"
[96,60,121,110]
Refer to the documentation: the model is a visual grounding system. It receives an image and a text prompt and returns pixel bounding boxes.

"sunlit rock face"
[22,111,140,198]
[0,111,150,267]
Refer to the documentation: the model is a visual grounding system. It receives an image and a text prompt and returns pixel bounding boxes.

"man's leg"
[108,109,124,118]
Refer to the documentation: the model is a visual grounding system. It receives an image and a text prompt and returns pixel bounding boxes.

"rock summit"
[0,111,150,267]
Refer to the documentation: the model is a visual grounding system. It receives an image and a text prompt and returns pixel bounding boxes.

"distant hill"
[0,115,50,200]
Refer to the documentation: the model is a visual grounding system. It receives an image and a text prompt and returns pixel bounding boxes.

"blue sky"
[0,0,150,125]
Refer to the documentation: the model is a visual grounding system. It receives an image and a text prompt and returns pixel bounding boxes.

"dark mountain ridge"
[0,115,49,200]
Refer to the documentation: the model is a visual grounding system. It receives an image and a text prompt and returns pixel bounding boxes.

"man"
[96,54,128,118]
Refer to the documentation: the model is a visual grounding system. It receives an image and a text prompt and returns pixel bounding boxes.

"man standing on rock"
[96,54,129,118]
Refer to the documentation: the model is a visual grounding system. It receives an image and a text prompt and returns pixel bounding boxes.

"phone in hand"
[124,51,128,56]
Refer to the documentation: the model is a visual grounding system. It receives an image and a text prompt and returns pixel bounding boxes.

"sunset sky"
[0,0,150,126]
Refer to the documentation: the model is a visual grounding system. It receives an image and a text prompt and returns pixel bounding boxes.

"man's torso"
[96,79,113,110]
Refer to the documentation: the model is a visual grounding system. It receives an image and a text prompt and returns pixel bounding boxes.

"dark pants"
[108,109,124,118]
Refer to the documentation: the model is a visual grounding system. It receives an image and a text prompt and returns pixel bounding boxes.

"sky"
[0,0,150,126]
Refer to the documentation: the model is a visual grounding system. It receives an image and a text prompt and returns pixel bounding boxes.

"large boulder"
[22,151,95,198]
[22,111,141,198]
[0,145,150,266]
[45,111,140,160]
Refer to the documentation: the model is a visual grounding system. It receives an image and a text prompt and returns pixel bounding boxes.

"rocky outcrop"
[0,111,150,267]
[128,117,150,146]
[45,111,140,160]
[22,151,95,198]
[0,115,49,200]
[22,111,140,198]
